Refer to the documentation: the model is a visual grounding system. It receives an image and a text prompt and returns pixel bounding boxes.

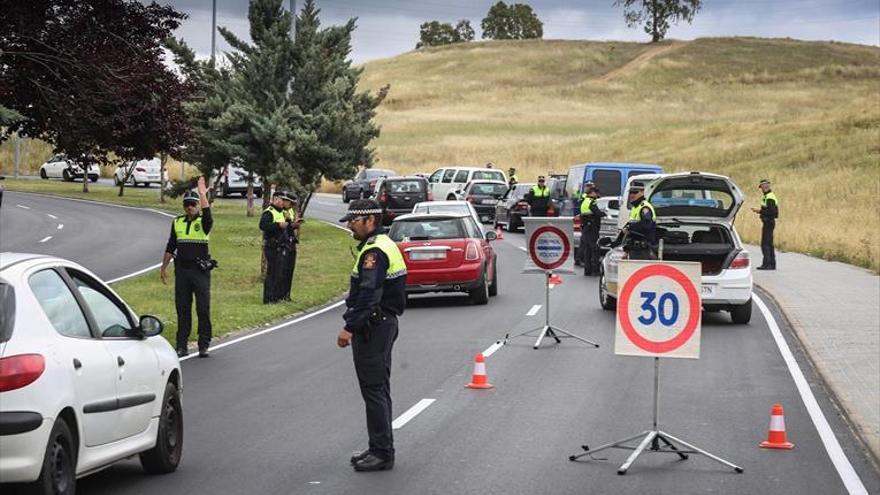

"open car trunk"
[657,224,737,276]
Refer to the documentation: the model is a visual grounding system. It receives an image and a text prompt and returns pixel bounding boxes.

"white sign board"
[522,217,575,274]
[614,260,702,359]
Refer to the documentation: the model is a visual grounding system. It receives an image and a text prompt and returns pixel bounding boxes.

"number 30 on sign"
[614,260,703,359]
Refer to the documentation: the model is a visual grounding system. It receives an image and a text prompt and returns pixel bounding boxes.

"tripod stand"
[505,272,599,350]
[568,357,743,475]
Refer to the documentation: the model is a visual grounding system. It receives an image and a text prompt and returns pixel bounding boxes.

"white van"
[427,167,508,200]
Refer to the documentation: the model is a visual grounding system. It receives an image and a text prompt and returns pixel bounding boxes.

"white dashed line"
[16,204,31,210]
[39,236,52,243]
[753,294,867,495]
[526,304,542,316]
[47,213,58,219]
[482,341,504,358]
[392,398,435,430]
[57,224,64,230]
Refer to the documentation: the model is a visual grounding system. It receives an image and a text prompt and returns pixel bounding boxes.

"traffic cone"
[494,224,505,240]
[760,404,794,449]
[465,353,494,389]
[548,273,563,285]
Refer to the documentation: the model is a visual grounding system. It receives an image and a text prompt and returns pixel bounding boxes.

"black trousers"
[263,246,289,303]
[351,315,398,461]
[174,265,212,351]
[582,224,599,275]
[761,220,776,267]
[281,246,297,301]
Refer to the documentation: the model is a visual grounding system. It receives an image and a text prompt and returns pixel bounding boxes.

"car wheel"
[30,418,77,495]
[730,299,752,324]
[40,168,48,179]
[90,175,98,183]
[488,260,498,297]
[599,270,616,311]
[358,188,366,200]
[221,184,230,198]
[470,271,490,305]
[114,175,121,186]
[506,216,516,233]
[140,381,183,474]
[342,189,350,203]
[62,169,71,182]
[143,181,150,187]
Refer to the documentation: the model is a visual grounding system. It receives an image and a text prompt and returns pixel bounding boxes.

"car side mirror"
[139,315,163,338]
[598,237,613,247]
[485,231,497,241]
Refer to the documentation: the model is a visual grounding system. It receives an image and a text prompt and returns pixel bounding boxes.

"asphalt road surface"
[3,192,878,494]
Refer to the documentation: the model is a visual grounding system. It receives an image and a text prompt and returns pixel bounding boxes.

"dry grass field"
[357,37,880,271]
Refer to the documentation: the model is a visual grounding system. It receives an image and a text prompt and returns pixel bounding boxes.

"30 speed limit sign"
[614,260,702,359]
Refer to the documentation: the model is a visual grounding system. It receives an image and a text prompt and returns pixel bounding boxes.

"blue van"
[562,162,663,215]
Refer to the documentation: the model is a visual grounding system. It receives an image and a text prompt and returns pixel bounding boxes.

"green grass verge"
[3,179,355,344]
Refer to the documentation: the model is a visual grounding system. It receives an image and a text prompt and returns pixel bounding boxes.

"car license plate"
[701,285,715,297]
[410,251,446,261]
[482,199,498,205]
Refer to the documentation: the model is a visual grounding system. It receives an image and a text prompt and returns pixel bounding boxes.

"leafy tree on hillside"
[416,19,475,49]
[481,1,543,40]
[0,0,191,193]
[614,0,702,42]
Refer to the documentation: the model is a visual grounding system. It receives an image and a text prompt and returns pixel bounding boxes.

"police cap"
[273,190,296,202]
[182,191,199,205]
[758,179,771,187]
[339,199,383,222]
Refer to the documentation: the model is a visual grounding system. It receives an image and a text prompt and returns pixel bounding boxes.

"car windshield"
[389,218,465,241]
[387,180,425,193]
[512,184,533,199]
[366,169,396,179]
[470,183,507,196]
[471,170,505,181]
[413,204,470,216]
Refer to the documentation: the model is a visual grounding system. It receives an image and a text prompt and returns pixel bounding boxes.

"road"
[2,192,877,494]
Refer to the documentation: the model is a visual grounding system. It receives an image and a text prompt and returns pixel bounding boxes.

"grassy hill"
[358,37,880,271]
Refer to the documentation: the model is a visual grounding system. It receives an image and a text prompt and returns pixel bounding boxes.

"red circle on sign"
[528,225,571,271]
[618,264,700,354]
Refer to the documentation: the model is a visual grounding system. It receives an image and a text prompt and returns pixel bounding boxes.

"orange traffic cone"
[465,353,494,389]
[760,404,794,449]
[494,224,505,240]
[548,273,562,285]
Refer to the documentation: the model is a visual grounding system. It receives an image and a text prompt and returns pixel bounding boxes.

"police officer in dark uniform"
[260,190,294,304]
[526,175,551,216]
[281,192,303,301]
[160,176,213,358]
[508,167,518,187]
[751,179,779,270]
[580,185,605,275]
[624,182,657,260]
[337,199,407,472]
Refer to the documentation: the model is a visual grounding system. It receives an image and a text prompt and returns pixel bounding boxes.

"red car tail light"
[0,354,46,392]
[730,251,750,269]
[573,215,582,232]
[136,167,146,172]
[427,191,434,201]
[378,192,388,204]
[465,242,480,261]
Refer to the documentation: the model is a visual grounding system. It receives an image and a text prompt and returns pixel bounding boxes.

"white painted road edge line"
[178,300,347,362]
[482,341,504,358]
[16,204,30,210]
[392,399,436,430]
[47,213,58,219]
[753,293,867,495]
[38,236,52,243]
[526,304,542,316]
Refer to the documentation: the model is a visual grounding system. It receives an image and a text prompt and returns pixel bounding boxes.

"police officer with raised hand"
[160,176,213,358]
[580,185,605,275]
[527,175,551,216]
[260,189,294,304]
[751,179,779,270]
[281,191,303,301]
[337,199,407,472]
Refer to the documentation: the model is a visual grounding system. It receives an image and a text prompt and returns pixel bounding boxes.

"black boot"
[353,453,394,472]
[350,450,369,465]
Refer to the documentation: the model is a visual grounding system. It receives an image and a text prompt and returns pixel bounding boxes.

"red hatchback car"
[388,213,498,304]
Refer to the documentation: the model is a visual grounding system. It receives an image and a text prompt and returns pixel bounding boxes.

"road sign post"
[568,259,742,475]
[505,217,598,350]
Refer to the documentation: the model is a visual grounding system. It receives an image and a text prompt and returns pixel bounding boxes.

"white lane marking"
[16,204,31,210]
[482,341,504,358]
[47,213,58,219]
[392,398,436,430]
[178,300,347,362]
[38,236,52,243]
[10,191,176,218]
[57,224,64,230]
[517,246,527,252]
[526,304,542,316]
[753,293,867,495]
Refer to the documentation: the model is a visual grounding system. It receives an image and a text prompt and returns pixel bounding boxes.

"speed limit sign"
[614,260,702,359]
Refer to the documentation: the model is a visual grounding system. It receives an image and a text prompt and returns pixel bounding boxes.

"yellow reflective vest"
[352,234,407,280]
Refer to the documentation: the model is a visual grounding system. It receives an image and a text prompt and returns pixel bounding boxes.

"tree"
[455,20,476,42]
[481,1,543,40]
[614,0,702,42]
[416,19,473,49]
[0,0,192,193]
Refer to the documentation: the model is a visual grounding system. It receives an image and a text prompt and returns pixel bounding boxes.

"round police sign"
[614,260,702,359]
[528,225,571,271]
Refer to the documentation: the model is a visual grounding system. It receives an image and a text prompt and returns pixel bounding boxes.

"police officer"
[623,182,656,260]
[526,175,551,216]
[160,176,213,358]
[508,168,518,187]
[751,179,779,270]
[280,191,303,301]
[574,181,595,266]
[580,185,605,275]
[337,199,407,472]
[260,190,294,304]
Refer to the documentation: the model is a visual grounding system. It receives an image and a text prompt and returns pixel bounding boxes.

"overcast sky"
[157,0,880,64]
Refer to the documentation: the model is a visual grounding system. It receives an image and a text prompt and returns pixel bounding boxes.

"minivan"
[427,167,508,201]
[562,162,663,215]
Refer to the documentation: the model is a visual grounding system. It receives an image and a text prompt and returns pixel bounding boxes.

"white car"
[412,200,484,232]
[0,253,183,492]
[219,165,263,198]
[599,171,753,324]
[113,158,169,187]
[39,154,99,183]
[426,167,508,201]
